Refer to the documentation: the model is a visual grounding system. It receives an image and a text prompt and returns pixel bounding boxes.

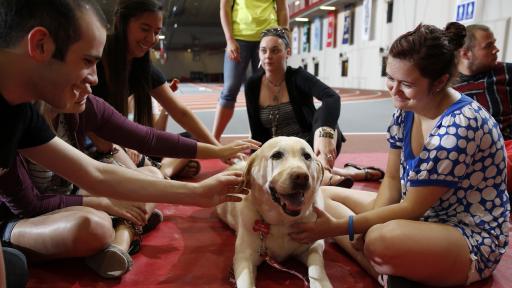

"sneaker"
[3,247,28,287]
[142,209,164,235]
[85,244,133,278]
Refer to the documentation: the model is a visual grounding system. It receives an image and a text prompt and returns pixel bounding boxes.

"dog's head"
[243,137,323,218]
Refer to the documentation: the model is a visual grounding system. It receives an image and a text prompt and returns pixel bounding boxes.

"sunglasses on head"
[261,27,290,47]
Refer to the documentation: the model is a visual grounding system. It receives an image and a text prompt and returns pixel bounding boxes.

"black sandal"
[344,163,385,181]
[328,174,354,188]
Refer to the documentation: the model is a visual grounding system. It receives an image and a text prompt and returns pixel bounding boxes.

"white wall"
[288,0,512,90]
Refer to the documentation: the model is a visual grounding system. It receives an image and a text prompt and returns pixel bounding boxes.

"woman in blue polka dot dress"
[289,22,510,287]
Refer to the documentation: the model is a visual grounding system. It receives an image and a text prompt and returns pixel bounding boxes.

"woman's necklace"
[266,76,284,104]
[266,75,284,137]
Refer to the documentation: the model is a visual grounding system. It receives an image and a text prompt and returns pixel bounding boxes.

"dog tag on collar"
[252,220,270,236]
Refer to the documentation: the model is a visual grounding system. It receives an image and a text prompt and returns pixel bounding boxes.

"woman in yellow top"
[212,0,289,140]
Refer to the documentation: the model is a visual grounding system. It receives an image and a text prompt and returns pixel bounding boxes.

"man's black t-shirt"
[0,94,55,175]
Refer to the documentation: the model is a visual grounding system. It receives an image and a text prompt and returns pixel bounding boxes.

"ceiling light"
[294,1,300,6]
[158,35,165,40]
[295,17,309,22]
[320,6,336,11]
[174,23,178,28]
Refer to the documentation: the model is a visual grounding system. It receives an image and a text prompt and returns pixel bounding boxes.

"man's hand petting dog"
[289,206,341,244]
[192,171,248,207]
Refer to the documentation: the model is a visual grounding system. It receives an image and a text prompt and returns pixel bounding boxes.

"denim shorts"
[0,219,20,247]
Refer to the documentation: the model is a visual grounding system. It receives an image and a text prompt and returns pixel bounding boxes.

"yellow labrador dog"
[216,136,332,288]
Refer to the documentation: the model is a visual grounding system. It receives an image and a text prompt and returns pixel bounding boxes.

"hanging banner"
[302,23,310,53]
[326,11,336,48]
[292,26,300,55]
[312,17,322,51]
[342,4,354,45]
[455,0,477,22]
[361,0,372,41]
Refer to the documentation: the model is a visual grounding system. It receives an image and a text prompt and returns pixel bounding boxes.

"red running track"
[174,84,390,111]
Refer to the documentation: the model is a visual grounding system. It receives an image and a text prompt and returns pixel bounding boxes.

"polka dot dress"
[387,95,510,280]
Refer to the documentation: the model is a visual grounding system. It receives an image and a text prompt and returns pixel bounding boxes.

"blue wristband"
[348,215,354,241]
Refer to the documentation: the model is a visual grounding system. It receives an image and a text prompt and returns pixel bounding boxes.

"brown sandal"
[344,163,385,181]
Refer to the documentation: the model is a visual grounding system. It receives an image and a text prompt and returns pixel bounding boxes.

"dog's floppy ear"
[313,157,324,189]
[242,151,259,189]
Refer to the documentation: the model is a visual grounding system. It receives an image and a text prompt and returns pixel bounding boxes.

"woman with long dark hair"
[92,0,238,178]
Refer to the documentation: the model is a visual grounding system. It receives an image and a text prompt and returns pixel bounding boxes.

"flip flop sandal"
[175,159,201,179]
[128,238,141,255]
[328,174,354,188]
[344,163,385,181]
[142,209,164,235]
[85,244,133,278]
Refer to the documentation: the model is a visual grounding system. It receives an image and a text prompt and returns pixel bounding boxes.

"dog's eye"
[303,153,312,161]
[270,151,284,160]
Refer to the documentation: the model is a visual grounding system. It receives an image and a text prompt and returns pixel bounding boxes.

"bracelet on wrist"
[318,127,335,139]
[348,215,355,241]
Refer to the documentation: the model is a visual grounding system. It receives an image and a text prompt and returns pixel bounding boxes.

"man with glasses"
[1,0,248,285]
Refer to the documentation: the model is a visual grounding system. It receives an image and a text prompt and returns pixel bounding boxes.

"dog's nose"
[292,172,309,189]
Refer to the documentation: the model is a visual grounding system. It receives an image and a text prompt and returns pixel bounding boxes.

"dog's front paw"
[309,278,333,288]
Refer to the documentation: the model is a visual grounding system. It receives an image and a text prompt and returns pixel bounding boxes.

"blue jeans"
[219,39,260,108]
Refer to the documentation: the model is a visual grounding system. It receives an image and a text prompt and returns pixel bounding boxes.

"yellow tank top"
[232,0,278,41]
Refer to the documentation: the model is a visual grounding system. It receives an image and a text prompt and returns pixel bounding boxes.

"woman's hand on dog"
[196,139,261,160]
[289,206,341,244]
[192,171,249,207]
[216,139,261,160]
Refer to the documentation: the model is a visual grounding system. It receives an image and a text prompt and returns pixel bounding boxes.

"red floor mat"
[26,157,511,287]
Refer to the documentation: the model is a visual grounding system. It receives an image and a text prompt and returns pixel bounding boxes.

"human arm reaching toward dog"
[21,137,247,207]
[314,126,338,169]
[289,148,450,244]
[82,95,259,162]
[0,153,149,226]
